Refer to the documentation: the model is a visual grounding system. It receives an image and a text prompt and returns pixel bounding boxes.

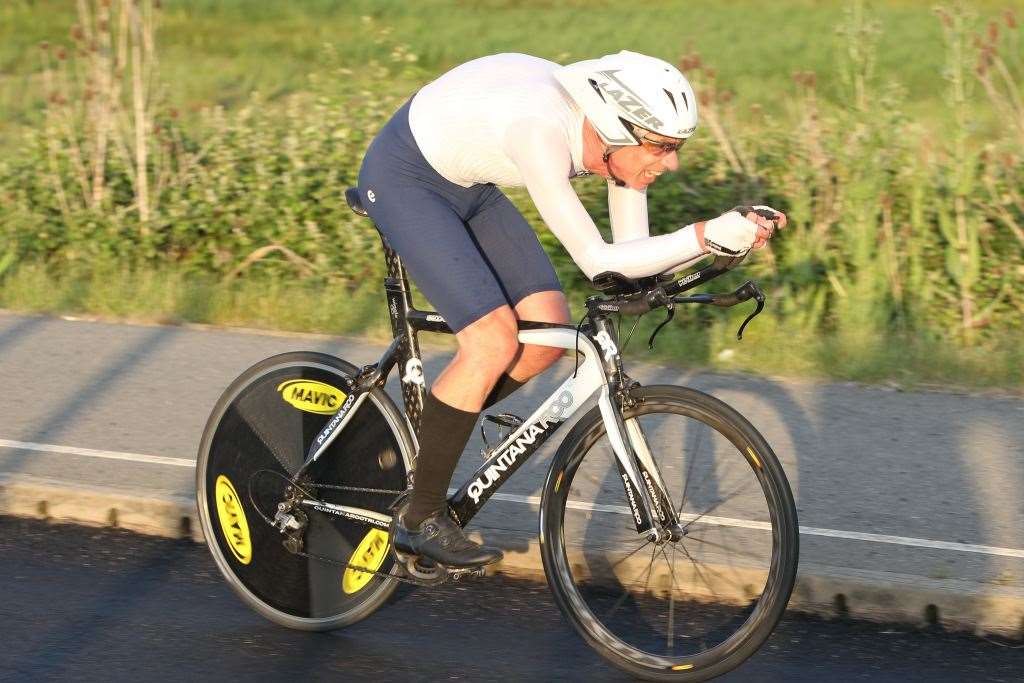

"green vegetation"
[1,0,1023,390]
[3,0,1022,140]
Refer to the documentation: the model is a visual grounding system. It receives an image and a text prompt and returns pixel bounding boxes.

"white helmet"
[554,50,698,146]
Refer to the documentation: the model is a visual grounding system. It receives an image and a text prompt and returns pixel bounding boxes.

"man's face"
[606,128,684,191]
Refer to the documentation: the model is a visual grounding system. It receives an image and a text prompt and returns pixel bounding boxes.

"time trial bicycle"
[195,188,798,681]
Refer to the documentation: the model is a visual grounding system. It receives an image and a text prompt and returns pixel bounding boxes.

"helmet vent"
[680,91,689,111]
[588,78,607,103]
[663,89,678,113]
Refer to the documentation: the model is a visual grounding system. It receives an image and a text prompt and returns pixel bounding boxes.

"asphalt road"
[1,517,1020,682]
[0,311,1022,597]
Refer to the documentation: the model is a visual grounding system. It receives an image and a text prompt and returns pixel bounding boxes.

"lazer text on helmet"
[595,69,664,130]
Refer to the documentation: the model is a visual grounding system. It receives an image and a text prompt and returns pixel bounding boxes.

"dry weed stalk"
[40,0,164,229]
[680,54,746,178]
[792,70,841,247]
[974,11,1024,150]
[225,244,318,282]
[974,10,1024,251]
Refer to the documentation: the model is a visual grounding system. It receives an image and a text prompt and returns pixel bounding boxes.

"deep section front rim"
[540,386,798,680]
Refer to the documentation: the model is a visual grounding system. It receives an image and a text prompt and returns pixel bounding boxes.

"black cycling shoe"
[391,507,504,569]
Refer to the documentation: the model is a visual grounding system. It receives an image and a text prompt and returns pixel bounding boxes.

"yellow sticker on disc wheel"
[342,529,390,594]
[214,475,252,565]
[276,379,347,415]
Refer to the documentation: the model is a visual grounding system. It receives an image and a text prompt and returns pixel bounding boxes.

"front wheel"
[540,385,798,681]
[196,351,414,631]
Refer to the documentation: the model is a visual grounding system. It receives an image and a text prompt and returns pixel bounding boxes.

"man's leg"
[391,305,518,568]
[402,305,518,531]
[430,306,520,410]
[406,291,568,528]
[504,289,572,380]
[465,186,571,407]
[479,289,572,407]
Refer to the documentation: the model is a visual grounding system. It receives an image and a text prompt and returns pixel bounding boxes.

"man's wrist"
[694,221,708,253]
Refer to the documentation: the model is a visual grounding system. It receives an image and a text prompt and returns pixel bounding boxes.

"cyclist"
[357,51,785,569]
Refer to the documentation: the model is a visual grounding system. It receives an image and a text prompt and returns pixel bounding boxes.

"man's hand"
[696,205,787,257]
[737,205,787,249]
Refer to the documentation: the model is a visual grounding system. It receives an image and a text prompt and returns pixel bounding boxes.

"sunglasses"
[630,125,685,155]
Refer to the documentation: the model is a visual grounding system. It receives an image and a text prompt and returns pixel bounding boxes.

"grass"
[0,263,393,340]
[1,0,1022,390]
[2,0,1022,148]
[2,264,1019,392]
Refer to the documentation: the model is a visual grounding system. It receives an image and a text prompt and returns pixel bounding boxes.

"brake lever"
[735,283,765,340]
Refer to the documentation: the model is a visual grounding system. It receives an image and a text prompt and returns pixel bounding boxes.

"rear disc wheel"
[196,351,413,631]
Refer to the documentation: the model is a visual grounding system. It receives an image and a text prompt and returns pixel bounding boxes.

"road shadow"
[1,324,181,475]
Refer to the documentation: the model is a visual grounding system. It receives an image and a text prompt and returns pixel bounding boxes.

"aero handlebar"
[586,254,766,342]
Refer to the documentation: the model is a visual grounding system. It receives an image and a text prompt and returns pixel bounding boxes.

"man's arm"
[608,183,709,273]
[506,122,706,280]
[607,182,648,243]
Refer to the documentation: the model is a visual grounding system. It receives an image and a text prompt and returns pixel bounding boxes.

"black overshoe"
[391,507,503,569]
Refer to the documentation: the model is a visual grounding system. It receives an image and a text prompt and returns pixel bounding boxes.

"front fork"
[591,316,682,544]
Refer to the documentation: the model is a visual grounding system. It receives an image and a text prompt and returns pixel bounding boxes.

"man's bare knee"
[521,343,565,371]
[508,290,569,380]
[454,307,520,375]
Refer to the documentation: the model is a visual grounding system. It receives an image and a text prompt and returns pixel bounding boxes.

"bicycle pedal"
[450,566,488,580]
[393,549,443,582]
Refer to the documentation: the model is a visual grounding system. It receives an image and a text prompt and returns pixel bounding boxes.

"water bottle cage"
[479,413,525,458]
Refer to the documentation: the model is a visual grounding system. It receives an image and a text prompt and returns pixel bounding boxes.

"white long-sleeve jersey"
[408,53,706,281]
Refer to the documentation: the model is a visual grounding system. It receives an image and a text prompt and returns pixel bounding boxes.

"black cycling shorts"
[357,98,562,333]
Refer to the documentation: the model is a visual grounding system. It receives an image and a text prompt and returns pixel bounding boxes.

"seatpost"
[381,238,426,434]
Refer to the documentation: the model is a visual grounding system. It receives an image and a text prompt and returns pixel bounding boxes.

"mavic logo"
[596,70,664,130]
[277,380,346,415]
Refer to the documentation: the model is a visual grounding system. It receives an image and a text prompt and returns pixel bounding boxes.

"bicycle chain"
[312,482,405,496]
[292,548,452,587]
[248,471,442,587]
[295,547,416,585]
[289,490,460,588]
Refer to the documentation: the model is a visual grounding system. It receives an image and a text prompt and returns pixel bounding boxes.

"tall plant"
[828,0,896,341]
[935,4,995,344]
[40,0,167,228]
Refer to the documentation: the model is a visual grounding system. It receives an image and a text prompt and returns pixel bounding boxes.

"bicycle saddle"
[345,187,368,217]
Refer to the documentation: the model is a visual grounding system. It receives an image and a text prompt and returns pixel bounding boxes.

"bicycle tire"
[539,385,798,681]
[196,351,414,631]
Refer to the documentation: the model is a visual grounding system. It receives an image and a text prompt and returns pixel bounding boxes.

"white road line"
[486,492,1024,560]
[0,439,194,468]
[3,439,1023,560]
[796,526,1024,559]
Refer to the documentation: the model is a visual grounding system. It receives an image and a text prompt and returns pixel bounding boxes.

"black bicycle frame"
[296,202,736,533]
[288,231,574,524]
